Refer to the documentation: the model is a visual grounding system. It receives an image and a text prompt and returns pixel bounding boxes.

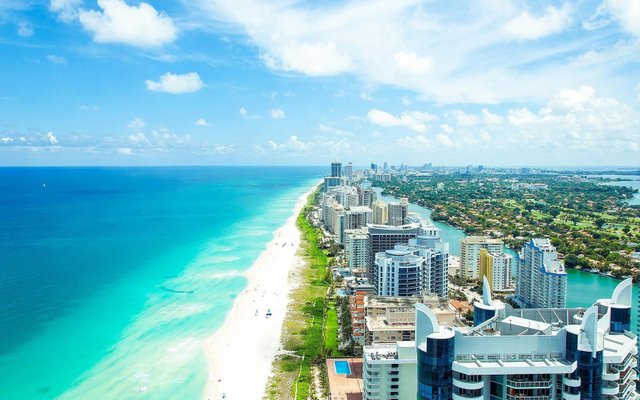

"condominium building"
[345,228,369,270]
[459,236,503,280]
[362,278,639,400]
[323,175,343,192]
[479,249,513,292]
[343,162,353,180]
[344,206,373,230]
[387,198,409,226]
[375,235,449,298]
[360,188,377,208]
[331,161,342,177]
[515,238,567,308]
[363,295,455,345]
[367,223,421,286]
[372,200,388,225]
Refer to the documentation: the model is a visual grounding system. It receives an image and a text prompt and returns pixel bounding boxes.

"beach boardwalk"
[326,358,363,400]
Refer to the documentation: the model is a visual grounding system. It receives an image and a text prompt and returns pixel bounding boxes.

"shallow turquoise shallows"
[0,167,322,399]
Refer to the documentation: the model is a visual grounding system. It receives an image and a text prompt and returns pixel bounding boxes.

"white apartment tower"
[515,238,567,308]
[459,236,503,280]
[372,200,388,225]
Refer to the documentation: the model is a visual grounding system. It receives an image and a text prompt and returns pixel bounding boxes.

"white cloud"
[17,21,33,37]
[116,147,133,155]
[401,96,412,106]
[503,4,572,40]
[367,109,437,133]
[194,1,634,104]
[318,123,353,137]
[78,0,177,48]
[128,117,145,131]
[447,110,479,126]
[128,132,149,145]
[359,91,374,101]
[47,131,58,145]
[79,104,99,111]
[214,143,234,153]
[394,51,433,75]
[49,0,82,22]
[270,108,285,119]
[239,107,259,119]
[481,108,505,125]
[47,54,66,64]
[145,72,203,94]
[254,144,266,154]
[597,0,640,37]
[1,137,13,143]
[195,118,209,126]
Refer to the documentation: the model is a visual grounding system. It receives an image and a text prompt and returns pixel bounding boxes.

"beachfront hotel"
[362,278,638,400]
[460,236,504,281]
[515,238,567,308]
[388,197,409,226]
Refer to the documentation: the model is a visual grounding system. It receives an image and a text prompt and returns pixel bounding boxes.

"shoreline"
[203,184,317,400]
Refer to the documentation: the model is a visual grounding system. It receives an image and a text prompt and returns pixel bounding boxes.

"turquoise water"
[0,167,322,399]
[377,188,638,328]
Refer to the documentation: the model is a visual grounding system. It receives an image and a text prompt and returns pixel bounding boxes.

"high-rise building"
[459,236,503,280]
[479,249,513,292]
[362,278,639,400]
[375,248,424,297]
[343,162,353,180]
[331,161,342,177]
[360,188,377,208]
[372,200,388,225]
[345,228,369,270]
[323,176,342,192]
[373,226,449,298]
[515,238,567,308]
[344,206,373,231]
[387,197,408,226]
[367,223,421,285]
[371,163,378,172]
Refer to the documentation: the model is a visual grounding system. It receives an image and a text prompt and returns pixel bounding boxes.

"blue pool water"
[334,360,351,375]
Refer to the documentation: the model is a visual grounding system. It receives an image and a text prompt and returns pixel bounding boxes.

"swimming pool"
[334,360,351,375]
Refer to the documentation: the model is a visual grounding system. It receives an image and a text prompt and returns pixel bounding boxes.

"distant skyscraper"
[387,197,408,226]
[343,162,353,180]
[515,238,567,308]
[459,236,503,280]
[372,200,388,225]
[383,161,388,171]
[479,249,512,292]
[360,188,376,207]
[370,163,377,172]
[331,161,342,177]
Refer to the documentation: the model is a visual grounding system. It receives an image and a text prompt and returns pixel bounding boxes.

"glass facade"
[473,306,495,326]
[609,306,631,333]
[566,330,603,399]
[418,337,454,400]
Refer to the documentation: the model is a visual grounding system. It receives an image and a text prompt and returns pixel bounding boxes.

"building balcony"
[561,393,580,400]
[506,396,552,400]
[562,376,580,388]
[505,379,553,389]
[602,366,620,381]
[453,378,484,391]
[601,381,619,396]
[453,393,483,400]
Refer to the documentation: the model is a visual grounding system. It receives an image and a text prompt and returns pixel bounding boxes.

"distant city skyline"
[0,0,639,166]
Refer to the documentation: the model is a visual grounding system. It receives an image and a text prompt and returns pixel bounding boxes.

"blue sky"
[0,0,638,166]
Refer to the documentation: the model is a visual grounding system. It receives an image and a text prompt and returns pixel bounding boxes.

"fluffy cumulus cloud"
[585,0,640,36]
[503,4,572,40]
[49,0,82,22]
[47,131,58,145]
[195,118,209,126]
[270,109,285,119]
[367,109,438,133]
[193,0,637,103]
[77,0,177,47]
[145,72,203,94]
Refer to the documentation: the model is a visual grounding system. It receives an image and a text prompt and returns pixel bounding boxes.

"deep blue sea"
[0,167,322,399]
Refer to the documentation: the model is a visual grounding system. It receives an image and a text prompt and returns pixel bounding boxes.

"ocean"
[0,167,322,399]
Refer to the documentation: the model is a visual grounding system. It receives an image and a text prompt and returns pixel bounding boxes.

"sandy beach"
[203,184,317,400]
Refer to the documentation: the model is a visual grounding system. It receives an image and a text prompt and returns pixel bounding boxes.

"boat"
[266,309,272,318]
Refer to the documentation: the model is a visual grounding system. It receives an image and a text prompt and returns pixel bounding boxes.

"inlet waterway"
[376,188,638,328]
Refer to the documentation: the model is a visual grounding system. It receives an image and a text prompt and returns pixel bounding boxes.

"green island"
[379,173,640,280]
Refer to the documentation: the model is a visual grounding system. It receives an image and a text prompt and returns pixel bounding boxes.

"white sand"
[203,185,317,400]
